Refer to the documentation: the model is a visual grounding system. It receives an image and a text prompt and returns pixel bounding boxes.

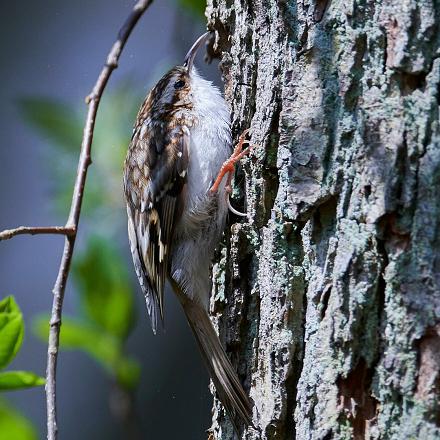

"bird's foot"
[210,129,253,194]
[209,129,254,217]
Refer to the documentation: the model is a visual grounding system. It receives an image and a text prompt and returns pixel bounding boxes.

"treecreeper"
[123,32,252,434]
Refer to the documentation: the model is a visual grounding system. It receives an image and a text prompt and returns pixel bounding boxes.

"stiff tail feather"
[183,301,252,433]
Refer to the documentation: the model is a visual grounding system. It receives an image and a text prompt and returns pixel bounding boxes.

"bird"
[123,32,252,433]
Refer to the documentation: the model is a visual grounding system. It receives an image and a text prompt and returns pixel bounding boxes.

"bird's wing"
[124,122,190,333]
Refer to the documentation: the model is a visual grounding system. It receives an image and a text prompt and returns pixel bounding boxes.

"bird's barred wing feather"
[124,123,190,333]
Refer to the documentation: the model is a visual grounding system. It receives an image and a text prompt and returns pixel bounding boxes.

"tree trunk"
[206,1,440,439]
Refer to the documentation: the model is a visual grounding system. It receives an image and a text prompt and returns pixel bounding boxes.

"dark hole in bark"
[382,33,388,75]
[319,285,332,320]
[364,184,372,200]
[377,212,411,251]
[395,71,427,96]
[322,430,333,440]
[344,33,367,110]
[284,366,298,439]
[337,358,378,439]
[298,22,309,53]
[314,0,330,23]
[311,196,337,244]
[437,81,440,106]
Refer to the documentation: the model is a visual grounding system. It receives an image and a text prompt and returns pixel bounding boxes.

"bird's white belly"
[171,121,231,304]
[186,123,231,205]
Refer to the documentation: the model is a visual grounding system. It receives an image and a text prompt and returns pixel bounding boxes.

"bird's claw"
[209,129,254,217]
[227,193,248,217]
[210,129,253,194]
[211,129,253,183]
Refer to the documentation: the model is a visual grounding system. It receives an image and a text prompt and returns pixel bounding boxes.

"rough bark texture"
[206,1,440,439]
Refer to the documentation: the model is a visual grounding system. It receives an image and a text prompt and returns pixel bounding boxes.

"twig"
[44,2,153,439]
[0,226,75,241]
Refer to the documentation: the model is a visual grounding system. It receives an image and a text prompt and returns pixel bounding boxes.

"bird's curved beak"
[183,32,211,72]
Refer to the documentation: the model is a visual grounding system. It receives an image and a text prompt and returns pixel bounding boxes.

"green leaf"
[17,97,82,152]
[33,316,120,372]
[175,0,205,17]
[32,316,139,389]
[73,236,135,339]
[115,357,141,391]
[0,297,24,369]
[0,371,45,391]
[0,399,37,440]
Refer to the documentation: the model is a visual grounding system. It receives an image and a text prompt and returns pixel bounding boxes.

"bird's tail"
[182,300,252,433]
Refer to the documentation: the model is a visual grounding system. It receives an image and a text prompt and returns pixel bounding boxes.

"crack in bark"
[337,358,379,440]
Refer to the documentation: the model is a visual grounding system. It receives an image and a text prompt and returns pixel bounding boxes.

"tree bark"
[206,1,440,439]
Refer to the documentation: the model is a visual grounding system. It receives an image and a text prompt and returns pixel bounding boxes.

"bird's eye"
[174,79,185,89]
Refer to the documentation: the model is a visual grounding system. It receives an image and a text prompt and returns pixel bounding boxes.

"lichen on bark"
[207,0,440,439]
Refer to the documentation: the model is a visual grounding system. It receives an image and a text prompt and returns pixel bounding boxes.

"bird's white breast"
[186,69,231,210]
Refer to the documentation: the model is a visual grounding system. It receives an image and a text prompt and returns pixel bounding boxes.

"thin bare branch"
[0,226,75,241]
[45,2,153,439]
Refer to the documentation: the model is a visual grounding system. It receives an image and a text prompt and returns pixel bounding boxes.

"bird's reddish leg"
[210,129,253,194]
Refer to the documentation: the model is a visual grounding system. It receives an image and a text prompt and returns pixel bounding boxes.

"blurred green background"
[0,1,222,438]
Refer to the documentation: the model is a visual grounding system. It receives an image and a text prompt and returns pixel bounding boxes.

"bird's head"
[149,32,211,112]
